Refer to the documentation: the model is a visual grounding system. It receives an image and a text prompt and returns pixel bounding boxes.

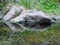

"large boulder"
[11,10,55,31]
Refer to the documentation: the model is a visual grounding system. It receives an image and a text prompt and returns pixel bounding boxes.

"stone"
[11,10,55,30]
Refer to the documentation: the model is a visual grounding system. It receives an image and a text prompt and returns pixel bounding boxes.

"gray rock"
[11,10,55,31]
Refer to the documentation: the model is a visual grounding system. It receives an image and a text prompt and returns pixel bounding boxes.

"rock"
[15,6,25,17]
[2,4,56,31]
[3,5,25,21]
[10,10,55,31]
[3,5,16,21]
[11,10,50,22]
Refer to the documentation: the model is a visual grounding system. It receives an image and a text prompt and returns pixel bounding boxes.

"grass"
[0,23,60,45]
[17,0,60,14]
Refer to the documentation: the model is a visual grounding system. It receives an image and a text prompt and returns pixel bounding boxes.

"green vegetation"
[18,0,60,14]
[0,3,3,9]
